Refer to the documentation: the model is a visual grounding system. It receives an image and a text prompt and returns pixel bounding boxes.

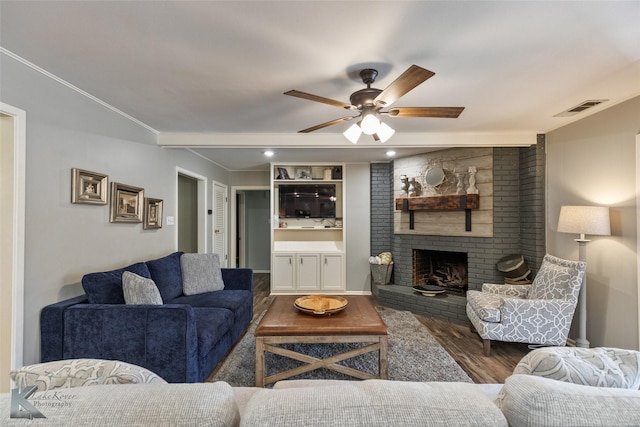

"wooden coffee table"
[255,295,388,387]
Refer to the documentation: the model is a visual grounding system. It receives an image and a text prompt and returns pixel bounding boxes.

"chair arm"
[221,268,253,291]
[500,298,578,345]
[61,304,199,383]
[482,283,530,298]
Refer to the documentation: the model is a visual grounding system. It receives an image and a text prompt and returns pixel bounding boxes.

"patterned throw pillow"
[10,359,167,391]
[180,253,224,296]
[513,346,640,388]
[122,271,163,305]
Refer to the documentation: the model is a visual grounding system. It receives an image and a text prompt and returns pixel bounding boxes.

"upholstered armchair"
[466,254,587,356]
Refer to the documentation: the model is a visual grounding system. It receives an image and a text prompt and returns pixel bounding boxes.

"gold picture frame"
[71,168,108,205]
[110,182,144,223]
[143,197,163,230]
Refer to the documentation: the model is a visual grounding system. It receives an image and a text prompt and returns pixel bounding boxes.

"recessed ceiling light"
[386,150,396,157]
[264,150,274,157]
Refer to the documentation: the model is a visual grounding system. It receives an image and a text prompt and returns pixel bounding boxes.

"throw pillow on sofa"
[122,271,163,305]
[513,346,640,388]
[180,253,224,295]
[82,262,151,304]
[10,359,167,391]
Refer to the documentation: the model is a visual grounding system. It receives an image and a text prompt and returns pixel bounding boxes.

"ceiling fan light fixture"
[376,122,395,143]
[343,122,362,144]
[360,114,380,135]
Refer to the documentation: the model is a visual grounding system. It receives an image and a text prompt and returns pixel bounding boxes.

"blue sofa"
[40,252,253,383]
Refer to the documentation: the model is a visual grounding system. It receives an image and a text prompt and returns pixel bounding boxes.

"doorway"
[0,104,26,392]
[176,168,207,253]
[231,187,270,271]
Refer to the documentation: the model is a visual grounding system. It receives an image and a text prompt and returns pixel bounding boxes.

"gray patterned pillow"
[180,253,224,296]
[10,359,167,391]
[528,254,585,300]
[122,271,163,305]
[513,346,640,388]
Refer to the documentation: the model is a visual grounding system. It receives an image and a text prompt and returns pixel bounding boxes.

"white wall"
[546,95,640,350]
[345,163,372,293]
[1,52,230,365]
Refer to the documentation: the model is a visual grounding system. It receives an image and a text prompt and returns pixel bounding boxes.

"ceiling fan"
[284,65,464,143]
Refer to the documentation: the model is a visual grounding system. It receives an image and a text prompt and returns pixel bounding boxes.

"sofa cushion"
[10,359,166,391]
[528,254,585,300]
[172,289,252,311]
[122,271,163,305]
[82,262,151,304]
[0,382,239,426]
[181,253,224,295]
[513,346,640,388]
[146,251,184,302]
[241,379,507,426]
[498,374,640,427]
[194,307,235,358]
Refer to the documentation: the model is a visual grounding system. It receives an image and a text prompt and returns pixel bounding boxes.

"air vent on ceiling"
[554,99,608,117]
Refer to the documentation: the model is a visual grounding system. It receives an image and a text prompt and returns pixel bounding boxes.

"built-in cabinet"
[270,163,346,293]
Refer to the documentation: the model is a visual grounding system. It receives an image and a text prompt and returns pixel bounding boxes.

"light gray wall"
[178,174,198,253]
[1,52,230,365]
[345,163,372,292]
[546,95,640,350]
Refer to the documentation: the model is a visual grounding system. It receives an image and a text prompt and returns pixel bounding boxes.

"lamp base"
[575,337,590,348]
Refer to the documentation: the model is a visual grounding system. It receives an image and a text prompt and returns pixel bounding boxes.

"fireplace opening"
[412,249,468,295]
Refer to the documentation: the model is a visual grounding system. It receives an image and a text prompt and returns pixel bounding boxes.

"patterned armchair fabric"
[466,254,586,356]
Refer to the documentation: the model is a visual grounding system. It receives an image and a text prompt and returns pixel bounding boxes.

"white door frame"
[0,103,26,390]
[212,181,229,266]
[176,168,207,253]
[230,186,269,269]
[636,133,640,348]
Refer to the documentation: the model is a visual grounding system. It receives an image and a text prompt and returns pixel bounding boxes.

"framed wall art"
[110,182,144,223]
[295,167,312,180]
[71,168,108,205]
[143,197,163,230]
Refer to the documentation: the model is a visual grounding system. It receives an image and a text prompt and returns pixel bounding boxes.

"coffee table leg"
[379,336,389,379]
[255,337,265,387]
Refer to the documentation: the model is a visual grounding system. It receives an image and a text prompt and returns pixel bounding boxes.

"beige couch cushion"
[1,382,239,426]
[241,379,507,426]
[499,374,640,426]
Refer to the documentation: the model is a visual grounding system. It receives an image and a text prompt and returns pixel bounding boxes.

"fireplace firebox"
[412,249,468,295]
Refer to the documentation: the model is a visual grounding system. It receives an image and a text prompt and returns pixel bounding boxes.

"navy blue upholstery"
[41,252,253,383]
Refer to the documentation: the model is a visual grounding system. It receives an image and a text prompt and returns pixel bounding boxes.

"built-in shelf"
[395,194,479,231]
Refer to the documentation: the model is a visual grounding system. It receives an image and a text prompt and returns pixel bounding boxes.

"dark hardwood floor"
[249,273,528,384]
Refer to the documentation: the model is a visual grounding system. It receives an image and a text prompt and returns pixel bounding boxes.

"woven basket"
[371,262,393,285]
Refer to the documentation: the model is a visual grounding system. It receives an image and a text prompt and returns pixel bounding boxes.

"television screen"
[278,184,336,218]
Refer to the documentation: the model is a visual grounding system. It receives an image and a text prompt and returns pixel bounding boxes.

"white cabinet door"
[272,253,295,291]
[321,254,344,291]
[297,254,320,291]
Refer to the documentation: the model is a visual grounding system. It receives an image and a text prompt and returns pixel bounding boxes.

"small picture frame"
[110,182,144,223]
[143,198,163,230]
[295,167,312,180]
[71,168,108,205]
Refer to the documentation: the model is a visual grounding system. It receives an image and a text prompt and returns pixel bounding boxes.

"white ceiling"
[1,1,639,171]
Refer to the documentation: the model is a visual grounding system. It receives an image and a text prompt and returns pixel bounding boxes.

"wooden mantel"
[395,194,479,231]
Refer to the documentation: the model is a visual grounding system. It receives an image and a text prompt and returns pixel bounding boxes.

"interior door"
[213,182,228,266]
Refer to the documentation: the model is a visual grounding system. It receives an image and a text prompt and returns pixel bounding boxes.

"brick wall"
[371,147,545,324]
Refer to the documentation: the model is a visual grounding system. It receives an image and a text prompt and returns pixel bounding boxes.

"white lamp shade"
[360,114,380,135]
[557,205,611,236]
[343,123,362,144]
[376,122,395,143]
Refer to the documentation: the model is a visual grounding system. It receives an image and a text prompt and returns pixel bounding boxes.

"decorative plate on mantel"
[294,295,348,315]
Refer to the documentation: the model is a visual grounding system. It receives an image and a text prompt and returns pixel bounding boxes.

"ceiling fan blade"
[374,65,435,107]
[284,90,353,109]
[299,116,357,133]
[387,107,465,118]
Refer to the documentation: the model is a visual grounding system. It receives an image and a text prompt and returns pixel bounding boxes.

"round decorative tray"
[413,285,446,297]
[294,295,348,315]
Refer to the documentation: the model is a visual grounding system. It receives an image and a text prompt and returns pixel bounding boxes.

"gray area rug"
[209,307,473,386]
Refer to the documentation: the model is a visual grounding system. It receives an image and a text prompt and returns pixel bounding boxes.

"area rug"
[209,307,473,386]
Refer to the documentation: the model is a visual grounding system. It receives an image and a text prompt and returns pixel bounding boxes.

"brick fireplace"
[370,145,546,325]
[413,249,468,295]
